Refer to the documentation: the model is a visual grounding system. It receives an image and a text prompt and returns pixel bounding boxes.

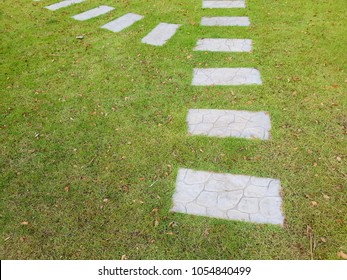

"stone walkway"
[44,1,180,46]
[45,0,84,11]
[194,38,252,52]
[72,5,114,21]
[41,0,284,226]
[187,109,271,140]
[170,0,284,226]
[192,68,262,86]
[171,169,284,225]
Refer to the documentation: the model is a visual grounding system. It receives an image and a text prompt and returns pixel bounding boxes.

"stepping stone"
[45,0,84,11]
[171,168,284,225]
[192,68,262,86]
[101,13,144,33]
[187,109,271,140]
[194,39,252,52]
[141,23,181,46]
[201,16,250,26]
[202,0,245,9]
[72,6,114,21]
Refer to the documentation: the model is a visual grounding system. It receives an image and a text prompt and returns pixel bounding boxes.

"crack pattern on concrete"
[192,68,262,86]
[200,16,250,26]
[45,0,84,11]
[194,39,252,52]
[187,109,271,140]
[171,168,284,225]
[141,23,181,46]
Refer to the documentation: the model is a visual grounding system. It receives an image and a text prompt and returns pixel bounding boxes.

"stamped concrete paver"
[201,16,250,26]
[194,39,252,52]
[141,23,181,46]
[45,0,84,11]
[72,6,114,21]
[192,68,262,86]
[171,168,284,225]
[187,109,271,140]
[203,1,245,9]
[101,13,144,33]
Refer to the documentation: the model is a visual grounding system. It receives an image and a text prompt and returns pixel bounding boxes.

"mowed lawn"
[1,0,346,259]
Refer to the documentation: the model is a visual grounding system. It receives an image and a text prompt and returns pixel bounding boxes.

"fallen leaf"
[150,208,159,215]
[21,221,28,225]
[337,251,347,259]
[154,220,159,227]
[311,201,318,206]
[336,156,341,162]
[323,194,330,200]
[121,255,128,260]
[103,198,109,203]
[320,237,326,243]
[64,186,69,192]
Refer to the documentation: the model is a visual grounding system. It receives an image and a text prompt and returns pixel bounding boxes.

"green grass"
[1,0,346,259]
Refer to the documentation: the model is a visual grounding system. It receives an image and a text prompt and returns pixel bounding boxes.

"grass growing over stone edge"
[0,0,346,259]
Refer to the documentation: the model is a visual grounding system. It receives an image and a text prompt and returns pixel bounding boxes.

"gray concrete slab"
[101,13,144,33]
[171,168,284,225]
[72,6,114,21]
[192,68,262,86]
[45,0,84,11]
[194,39,252,52]
[201,16,250,26]
[141,23,181,46]
[202,1,245,8]
[187,109,271,140]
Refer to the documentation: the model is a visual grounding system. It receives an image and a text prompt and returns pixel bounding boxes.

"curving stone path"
[201,16,250,26]
[192,68,262,86]
[171,168,284,225]
[187,109,271,140]
[194,38,252,52]
[45,0,84,11]
[72,6,114,21]
[202,0,245,9]
[101,13,144,33]
[141,23,181,46]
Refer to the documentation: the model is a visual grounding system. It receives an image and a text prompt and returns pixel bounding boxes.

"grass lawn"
[1,0,346,259]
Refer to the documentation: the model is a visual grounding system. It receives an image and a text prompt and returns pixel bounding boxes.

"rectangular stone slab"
[202,1,245,8]
[171,168,284,225]
[201,16,250,26]
[101,13,144,33]
[192,68,262,86]
[187,109,271,140]
[72,6,114,21]
[45,0,84,11]
[194,39,252,52]
[141,23,181,46]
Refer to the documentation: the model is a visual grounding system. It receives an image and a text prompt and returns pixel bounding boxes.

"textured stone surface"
[171,168,284,225]
[45,0,84,11]
[202,1,245,9]
[72,6,114,21]
[194,39,252,52]
[201,16,250,26]
[101,13,143,33]
[187,109,271,140]
[141,23,181,46]
[192,68,262,86]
